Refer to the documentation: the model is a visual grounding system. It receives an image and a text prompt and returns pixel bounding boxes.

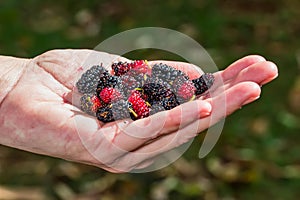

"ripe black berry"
[192,73,215,95]
[96,106,114,122]
[76,65,107,94]
[80,93,101,116]
[111,100,131,120]
[96,71,120,92]
[160,94,179,110]
[151,63,188,83]
[142,81,173,104]
[112,62,131,76]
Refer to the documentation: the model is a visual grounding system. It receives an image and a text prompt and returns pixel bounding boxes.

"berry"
[80,94,101,115]
[78,61,214,123]
[111,100,131,120]
[112,60,150,76]
[128,90,150,119]
[192,73,215,95]
[76,65,107,94]
[161,94,179,110]
[151,63,188,83]
[130,60,150,74]
[118,74,142,96]
[91,95,102,112]
[99,87,122,104]
[96,71,120,92]
[142,81,173,104]
[176,81,196,100]
[149,102,166,115]
[112,62,131,76]
[96,106,114,122]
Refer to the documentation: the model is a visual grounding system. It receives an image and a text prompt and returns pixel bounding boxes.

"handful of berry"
[76,60,215,122]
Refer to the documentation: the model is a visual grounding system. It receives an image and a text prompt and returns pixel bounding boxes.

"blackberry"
[76,65,107,94]
[151,63,188,83]
[126,70,149,86]
[118,74,142,96]
[142,81,173,104]
[149,101,166,115]
[161,94,179,110]
[99,87,122,104]
[111,100,131,120]
[176,81,196,102]
[96,106,114,122]
[130,60,151,74]
[112,60,150,76]
[192,73,215,95]
[128,90,150,120]
[96,71,120,93]
[117,71,149,97]
[80,94,101,116]
[112,62,131,76]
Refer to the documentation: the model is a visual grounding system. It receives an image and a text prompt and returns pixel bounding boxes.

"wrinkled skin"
[0,49,278,172]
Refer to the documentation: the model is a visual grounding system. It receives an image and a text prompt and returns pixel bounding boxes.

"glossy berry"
[128,90,150,119]
[96,71,120,92]
[111,100,131,120]
[142,81,173,104]
[130,60,150,74]
[96,106,114,122]
[99,87,122,104]
[161,94,179,110]
[76,65,107,94]
[177,81,196,100]
[112,62,131,76]
[80,94,101,115]
[91,95,102,112]
[112,60,149,76]
[192,73,215,95]
[151,63,188,83]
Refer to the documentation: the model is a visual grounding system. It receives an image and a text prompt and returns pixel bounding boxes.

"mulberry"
[76,61,215,123]
[128,90,150,119]
[96,106,114,122]
[142,81,173,104]
[80,94,102,115]
[96,71,120,92]
[99,87,122,104]
[112,62,131,76]
[192,73,215,95]
[151,63,188,83]
[76,65,107,94]
[176,81,196,101]
[111,100,131,120]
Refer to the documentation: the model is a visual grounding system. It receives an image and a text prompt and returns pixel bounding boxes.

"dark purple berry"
[76,65,107,94]
[96,106,114,122]
[192,73,215,95]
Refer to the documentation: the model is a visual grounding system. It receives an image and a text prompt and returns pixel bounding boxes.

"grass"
[0,0,299,199]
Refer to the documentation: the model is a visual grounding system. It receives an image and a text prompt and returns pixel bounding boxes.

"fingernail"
[199,101,212,117]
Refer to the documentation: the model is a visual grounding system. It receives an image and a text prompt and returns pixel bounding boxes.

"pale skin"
[0,49,278,172]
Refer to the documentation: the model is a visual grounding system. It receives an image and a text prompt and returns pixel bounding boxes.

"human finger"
[130,81,260,156]
[111,99,212,152]
[229,61,278,86]
[220,55,266,82]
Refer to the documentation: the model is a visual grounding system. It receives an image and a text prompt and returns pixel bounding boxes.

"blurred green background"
[0,0,300,199]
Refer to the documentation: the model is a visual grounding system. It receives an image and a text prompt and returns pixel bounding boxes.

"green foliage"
[1,0,300,199]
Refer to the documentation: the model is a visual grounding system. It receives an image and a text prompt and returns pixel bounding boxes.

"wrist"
[0,56,28,105]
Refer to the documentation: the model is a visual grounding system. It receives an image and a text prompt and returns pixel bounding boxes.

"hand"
[0,49,278,172]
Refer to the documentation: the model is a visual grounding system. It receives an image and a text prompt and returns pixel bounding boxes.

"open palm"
[0,49,278,172]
